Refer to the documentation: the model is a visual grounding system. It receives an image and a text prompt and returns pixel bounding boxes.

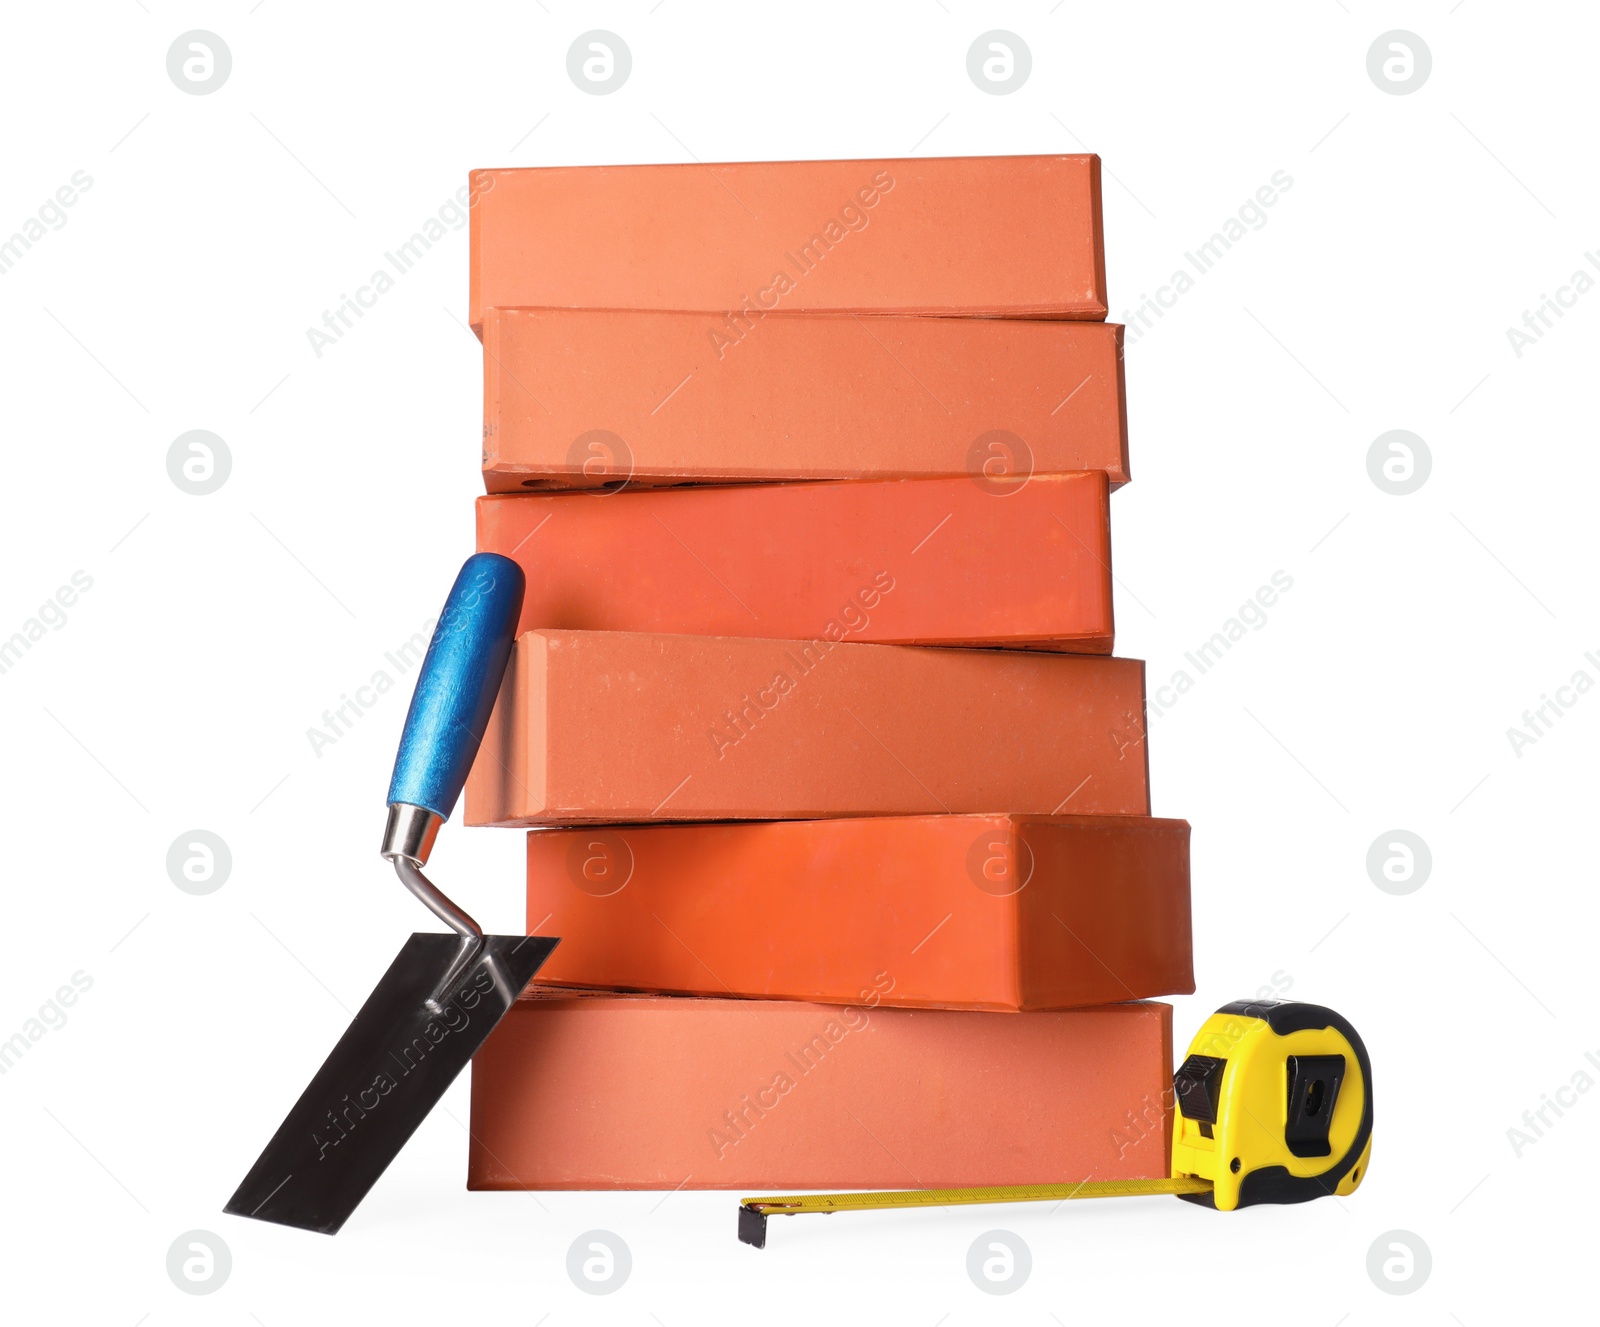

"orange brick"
[481,309,1127,491]
[526,815,1192,1010]
[469,995,1171,1189]
[476,474,1114,653]
[468,154,1106,327]
[464,631,1150,825]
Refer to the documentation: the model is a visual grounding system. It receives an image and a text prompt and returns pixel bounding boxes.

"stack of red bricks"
[459,155,1192,1191]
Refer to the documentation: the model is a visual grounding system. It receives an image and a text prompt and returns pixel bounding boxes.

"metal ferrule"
[381,801,444,866]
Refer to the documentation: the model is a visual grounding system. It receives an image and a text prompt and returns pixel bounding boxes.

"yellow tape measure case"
[1171,999,1373,1210]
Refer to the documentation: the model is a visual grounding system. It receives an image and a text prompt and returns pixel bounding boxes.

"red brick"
[469,995,1171,1189]
[476,474,1114,653]
[525,815,1192,1010]
[468,155,1106,327]
[481,308,1127,491]
[464,631,1150,825]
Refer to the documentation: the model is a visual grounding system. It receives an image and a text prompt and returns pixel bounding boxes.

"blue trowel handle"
[386,553,525,822]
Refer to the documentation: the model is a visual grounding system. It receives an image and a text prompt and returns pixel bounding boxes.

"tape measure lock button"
[1172,1053,1227,1135]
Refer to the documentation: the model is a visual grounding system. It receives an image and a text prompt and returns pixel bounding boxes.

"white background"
[1,2,1591,1321]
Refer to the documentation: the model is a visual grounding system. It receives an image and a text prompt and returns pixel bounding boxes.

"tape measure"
[738,998,1372,1247]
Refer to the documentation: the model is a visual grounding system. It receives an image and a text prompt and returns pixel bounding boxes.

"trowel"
[225,553,556,1234]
